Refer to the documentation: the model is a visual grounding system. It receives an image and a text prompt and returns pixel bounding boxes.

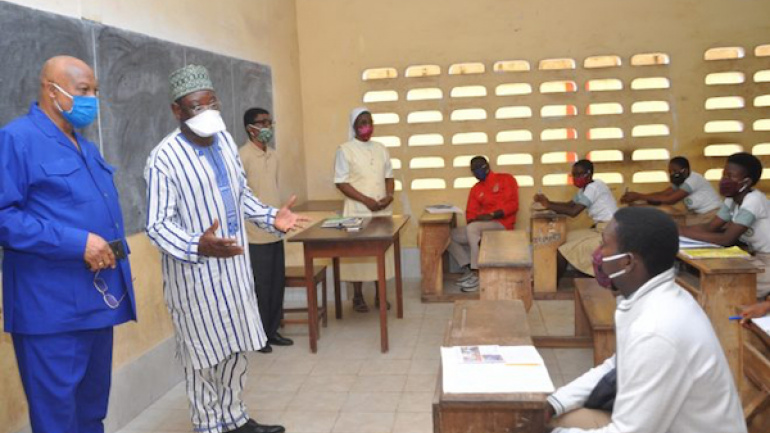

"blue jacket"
[0,103,136,334]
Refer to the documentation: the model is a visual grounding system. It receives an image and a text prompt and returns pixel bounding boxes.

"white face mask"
[185,109,226,137]
[601,252,630,279]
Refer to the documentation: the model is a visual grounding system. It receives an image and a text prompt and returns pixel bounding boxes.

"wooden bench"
[418,211,456,302]
[675,254,761,386]
[433,300,550,433]
[574,279,617,366]
[477,231,533,311]
[627,202,687,226]
[530,210,567,293]
[282,265,331,342]
[740,317,770,432]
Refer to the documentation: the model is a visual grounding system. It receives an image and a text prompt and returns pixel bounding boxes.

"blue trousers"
[12,327,113,433]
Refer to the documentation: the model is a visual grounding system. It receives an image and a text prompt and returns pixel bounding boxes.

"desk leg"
[304,251,318,353]
[333,257,342,320]
[394,235,404,319]
[378,252,389,353]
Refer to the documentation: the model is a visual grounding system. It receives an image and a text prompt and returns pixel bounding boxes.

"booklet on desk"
[321,217,363,230]
[679,236,721,249]
[426,204,463,214]
[679,246,751,259]
[440,345,554,394]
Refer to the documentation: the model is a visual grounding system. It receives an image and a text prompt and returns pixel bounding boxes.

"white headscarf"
[349,107,371,140]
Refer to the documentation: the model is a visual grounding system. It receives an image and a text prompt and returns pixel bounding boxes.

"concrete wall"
[295,0,770,239]
[0,1,306,432]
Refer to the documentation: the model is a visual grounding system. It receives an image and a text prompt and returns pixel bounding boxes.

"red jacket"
[466,171,519,229]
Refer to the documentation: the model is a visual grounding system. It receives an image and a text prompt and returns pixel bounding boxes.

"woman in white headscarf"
[333,108,396,312]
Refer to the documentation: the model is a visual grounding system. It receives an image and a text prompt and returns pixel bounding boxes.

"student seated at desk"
[533,160,617,281]
[447,156,519,292]
[680,152,770,300]
[620,156,721,225]
[546,207,746,433]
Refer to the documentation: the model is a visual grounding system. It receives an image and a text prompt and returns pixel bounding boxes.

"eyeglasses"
[93,270,127,309]
[184,100,222,116]
[252,119,275,127]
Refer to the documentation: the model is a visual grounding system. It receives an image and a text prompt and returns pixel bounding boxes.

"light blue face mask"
[51,82,99,128]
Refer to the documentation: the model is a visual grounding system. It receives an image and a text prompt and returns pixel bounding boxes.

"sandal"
[374,297,391,310]
[353,296,369,313]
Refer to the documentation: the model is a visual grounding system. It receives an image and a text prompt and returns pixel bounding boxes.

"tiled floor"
[116,278,593,433]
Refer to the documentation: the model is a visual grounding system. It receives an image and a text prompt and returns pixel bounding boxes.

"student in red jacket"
[448,156,519,292]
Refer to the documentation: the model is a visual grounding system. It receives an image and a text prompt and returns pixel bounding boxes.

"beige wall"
[295,0,770,239]
[0,1,305,432]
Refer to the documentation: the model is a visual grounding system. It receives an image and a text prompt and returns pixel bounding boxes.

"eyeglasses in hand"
[93,269,127,309]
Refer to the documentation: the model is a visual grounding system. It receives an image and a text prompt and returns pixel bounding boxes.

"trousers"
[184,352,250,433]
[447,221,506,269]
[12,327,114,433]
[249,242,286,338]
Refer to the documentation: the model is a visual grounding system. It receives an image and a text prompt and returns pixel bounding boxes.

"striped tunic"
[145,128,278,370]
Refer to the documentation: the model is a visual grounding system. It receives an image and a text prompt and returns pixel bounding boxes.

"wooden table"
[477,231,533,311]
[574,279,617,366]
[433,300,549,433]
[675,254,762,384]
[740,317,770,428]
[418,212,456,302]
[288,215,409,353]
[628,202,687,226]
[530,210,567,293]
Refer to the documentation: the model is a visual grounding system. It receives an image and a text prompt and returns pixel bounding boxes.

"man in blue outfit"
[0,55,136,433]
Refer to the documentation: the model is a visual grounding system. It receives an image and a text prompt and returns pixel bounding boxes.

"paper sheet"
[426,204,463,214]
[441,345,555,394]
[753,316,770,336]
[679,236,721,250]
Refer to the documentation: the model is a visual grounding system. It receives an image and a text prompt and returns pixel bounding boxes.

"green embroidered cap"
[169,64,214,102]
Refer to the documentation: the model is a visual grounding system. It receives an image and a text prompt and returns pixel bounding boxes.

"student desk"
[433,300,549,433]
[740,317,770,428]
[675,254,762,384]
[418,211,458,302]
[627,202,687,226]
[288,215,409,353]
[530,210,567,293]
[477,231,534,311]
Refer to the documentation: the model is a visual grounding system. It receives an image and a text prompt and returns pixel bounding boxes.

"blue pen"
[728,315,742,321]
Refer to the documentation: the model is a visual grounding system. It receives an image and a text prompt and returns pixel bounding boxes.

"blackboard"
[0,1,274,235]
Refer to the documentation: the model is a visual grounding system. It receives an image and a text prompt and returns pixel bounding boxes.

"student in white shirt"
[533,160,618,283]
[546,207,746,433]
[621,156,722,225]
[680,152,770,299]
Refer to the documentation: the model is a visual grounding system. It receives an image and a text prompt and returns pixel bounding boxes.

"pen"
[728,315,742,321]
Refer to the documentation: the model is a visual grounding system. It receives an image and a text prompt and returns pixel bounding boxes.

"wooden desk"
[676,254,762,384]
[289,215,409,353]
[628,202,687,226]
[741,318,770,429]
[574,279,617,366]
[433,300,549,433]
[418,212,456,302]
[530,210,567,293]
[478,231,533,311]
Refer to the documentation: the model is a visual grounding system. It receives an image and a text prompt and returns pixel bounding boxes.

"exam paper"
[441,345,555,394]
[753,316,770,336]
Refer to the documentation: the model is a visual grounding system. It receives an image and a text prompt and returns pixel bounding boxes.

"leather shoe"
[268,333,294,346]
[247,419,285,433]
[257,343,272,354]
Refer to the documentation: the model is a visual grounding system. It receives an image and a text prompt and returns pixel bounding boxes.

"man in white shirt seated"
[546,207,746,433]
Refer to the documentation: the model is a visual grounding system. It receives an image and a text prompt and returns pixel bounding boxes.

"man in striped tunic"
[145,65,303,433]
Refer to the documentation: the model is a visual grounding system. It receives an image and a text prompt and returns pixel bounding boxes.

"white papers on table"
[679,236,721,250]
[426,204,463,214]
[753,316,770,336]
[440,345,555,394]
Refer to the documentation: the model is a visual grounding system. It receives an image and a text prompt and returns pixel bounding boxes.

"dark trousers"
[249,242,286,339]
[13,327,113,433]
